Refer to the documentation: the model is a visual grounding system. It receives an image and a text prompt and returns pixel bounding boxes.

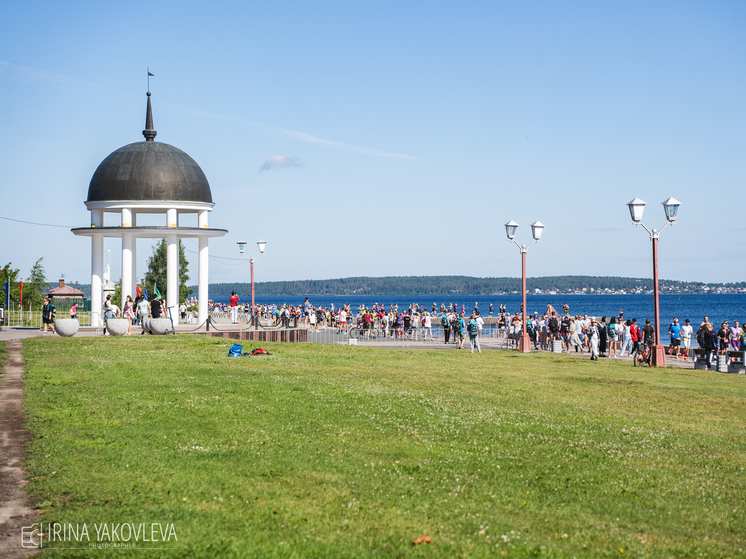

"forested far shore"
[193,276,746,297]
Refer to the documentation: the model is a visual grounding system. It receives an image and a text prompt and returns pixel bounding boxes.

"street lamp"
[504,220,544,353]
[626,197,681,367]
[237,239,267,329]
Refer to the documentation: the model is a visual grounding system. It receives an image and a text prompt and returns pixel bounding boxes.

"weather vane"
[147,68,154,93]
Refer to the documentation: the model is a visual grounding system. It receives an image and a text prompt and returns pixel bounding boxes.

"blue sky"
[1,0,744,286]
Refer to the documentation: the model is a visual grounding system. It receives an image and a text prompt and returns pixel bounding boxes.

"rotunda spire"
[143,92,157,141]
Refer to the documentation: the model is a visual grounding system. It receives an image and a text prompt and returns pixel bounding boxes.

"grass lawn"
[21,336,746,558]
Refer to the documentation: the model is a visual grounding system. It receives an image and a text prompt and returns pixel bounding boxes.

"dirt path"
[0,340,40,557]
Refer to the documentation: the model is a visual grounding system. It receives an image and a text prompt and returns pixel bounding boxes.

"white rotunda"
[73,91,227,326]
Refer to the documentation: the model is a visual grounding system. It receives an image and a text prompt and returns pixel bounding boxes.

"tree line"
[200,275,746,297]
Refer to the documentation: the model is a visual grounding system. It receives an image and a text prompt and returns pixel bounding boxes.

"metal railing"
[0,310,95,328]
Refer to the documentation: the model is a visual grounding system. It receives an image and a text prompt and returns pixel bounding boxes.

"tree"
[0,263,21,308]
[26,258,48,310]
[142,240,191,304]
[112,279,122,309]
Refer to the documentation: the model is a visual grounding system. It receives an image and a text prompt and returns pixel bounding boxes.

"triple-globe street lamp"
[504,220,545,353]
[237,239,266,329]
[626,197,681,367]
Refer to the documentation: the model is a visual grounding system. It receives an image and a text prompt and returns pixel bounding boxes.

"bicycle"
[634,340,653,367]
[349,326,379,340]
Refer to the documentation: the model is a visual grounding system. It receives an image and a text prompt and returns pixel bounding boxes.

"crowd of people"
[217,297,746,368]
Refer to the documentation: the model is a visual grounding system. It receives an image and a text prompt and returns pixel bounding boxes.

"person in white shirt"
[680,319,694,353]
[423,312,433,341]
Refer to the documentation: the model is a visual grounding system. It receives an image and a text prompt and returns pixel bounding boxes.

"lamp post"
[504,220,544,353]
[237,239,266,329]
[626,197,681,367]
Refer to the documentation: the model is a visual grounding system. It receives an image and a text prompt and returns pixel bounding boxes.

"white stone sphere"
[106,318,130,336]
[55,318,80,337]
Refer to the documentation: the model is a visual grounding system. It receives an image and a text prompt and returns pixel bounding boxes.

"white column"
[198,210,208,228]
[122,233,133,303]
[167,233,178,320]
[131,213,137,287]
[167,208,178,228]
[198,235,209,325]
[92,235,104,327]
[91,209,104,327]
[121,207,132,227]
[92,209,103,228]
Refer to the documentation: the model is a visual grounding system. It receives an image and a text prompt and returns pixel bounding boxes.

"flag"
[154,285,162,300]
[136,285,142,299]
[3,279,9,309]
[19,280,23,308]
[142,286,149,301]
[148,71,154,77]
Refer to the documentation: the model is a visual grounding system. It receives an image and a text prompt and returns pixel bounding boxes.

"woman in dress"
[123,295,136,335]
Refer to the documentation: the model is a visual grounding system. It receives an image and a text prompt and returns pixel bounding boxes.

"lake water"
[212,293,745,344]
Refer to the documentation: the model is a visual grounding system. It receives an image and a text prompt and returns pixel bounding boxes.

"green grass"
[21,337,746,558]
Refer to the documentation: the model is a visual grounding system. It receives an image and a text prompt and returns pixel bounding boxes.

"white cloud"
[259,155,304,172]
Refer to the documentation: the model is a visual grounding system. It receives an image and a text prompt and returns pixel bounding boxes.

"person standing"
[456,313,466,350]
[730,321,742,351]
[423,312,433,341]
[442,312,451,344]
[468,314,481,354]
[69,303,78,320]
[42,297,56,335]
[229,291,240,324]
[702,323,718,368]
[587,319,599,360]
[150,295,162,319]
[123,295,135,335]
[629,318,641,361]
[642,318,655,348]
[137,296,150,333]
[607,317,619,357]
[617,320,633,358]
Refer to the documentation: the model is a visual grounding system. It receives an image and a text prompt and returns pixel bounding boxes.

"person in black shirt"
[150,296,162,319]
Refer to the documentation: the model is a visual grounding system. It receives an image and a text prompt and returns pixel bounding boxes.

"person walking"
[680,318,693,359]
[42,297,56,335]
[668,317,682,358]
[468,314,481,354]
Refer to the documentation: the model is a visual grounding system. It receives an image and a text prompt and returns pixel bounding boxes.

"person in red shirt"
[229,291,240,324]
[630,318,642,361]
[362,309,372,327]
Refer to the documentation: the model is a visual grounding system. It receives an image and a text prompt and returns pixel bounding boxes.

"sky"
[1,0,744,287]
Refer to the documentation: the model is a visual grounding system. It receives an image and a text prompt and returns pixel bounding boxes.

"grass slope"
[21,337,746,558]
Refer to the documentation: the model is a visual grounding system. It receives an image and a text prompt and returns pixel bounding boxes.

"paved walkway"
[0,323,697,369]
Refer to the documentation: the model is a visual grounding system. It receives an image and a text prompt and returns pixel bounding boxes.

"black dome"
[86,141,213,204]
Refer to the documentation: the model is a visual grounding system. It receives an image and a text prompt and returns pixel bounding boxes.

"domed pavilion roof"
[86,93,213,204]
